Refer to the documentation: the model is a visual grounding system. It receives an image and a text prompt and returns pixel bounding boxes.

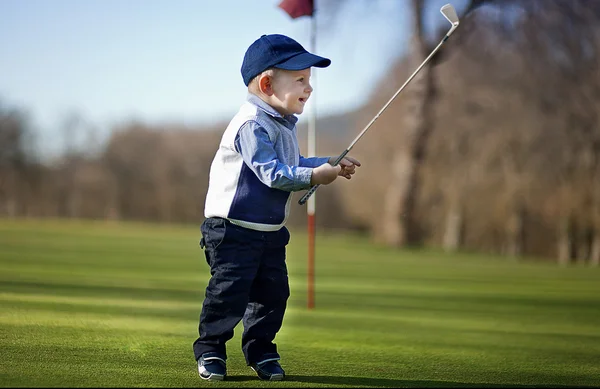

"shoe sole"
[199,372,225,381]
[199,366,225,381]
[250,366,284,381]
[267,373,284,381]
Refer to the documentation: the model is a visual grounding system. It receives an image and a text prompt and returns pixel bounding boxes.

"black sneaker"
[198,353,226,381]
[250,358,285,381]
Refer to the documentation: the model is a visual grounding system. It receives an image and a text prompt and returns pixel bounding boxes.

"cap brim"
[274,52,331,70]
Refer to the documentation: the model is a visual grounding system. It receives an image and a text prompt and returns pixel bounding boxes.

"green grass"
[0,218,599,388]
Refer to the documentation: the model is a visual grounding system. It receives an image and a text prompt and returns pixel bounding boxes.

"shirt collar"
[246,93,298,126]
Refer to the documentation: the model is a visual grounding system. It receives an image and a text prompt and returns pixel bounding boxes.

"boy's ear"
[259,75,274,96]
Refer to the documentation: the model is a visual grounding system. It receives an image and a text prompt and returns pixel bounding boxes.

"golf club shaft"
[298,34,450,206]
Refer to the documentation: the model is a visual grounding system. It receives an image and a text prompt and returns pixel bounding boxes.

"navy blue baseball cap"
[241,34,331,86]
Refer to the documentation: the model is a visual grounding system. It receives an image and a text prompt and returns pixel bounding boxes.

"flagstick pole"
[307,10,317,310]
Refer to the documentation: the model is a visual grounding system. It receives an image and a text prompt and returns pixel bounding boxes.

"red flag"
[278,0,314,19]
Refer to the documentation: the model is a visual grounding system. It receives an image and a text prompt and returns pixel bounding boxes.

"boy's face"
[270,68,313,116]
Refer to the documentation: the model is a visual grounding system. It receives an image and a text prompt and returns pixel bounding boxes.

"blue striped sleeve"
[299,155,330,168]
[235,121,313,192]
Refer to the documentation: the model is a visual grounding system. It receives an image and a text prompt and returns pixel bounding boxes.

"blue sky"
[0,0,465,155]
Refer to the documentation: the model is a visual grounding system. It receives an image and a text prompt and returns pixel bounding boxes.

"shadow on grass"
[223,375,596,388]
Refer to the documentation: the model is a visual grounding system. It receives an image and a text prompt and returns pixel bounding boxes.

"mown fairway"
[0,218,599,388]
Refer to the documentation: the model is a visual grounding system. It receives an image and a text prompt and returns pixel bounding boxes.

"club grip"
[298,184,320,205]
[298,149,350,205]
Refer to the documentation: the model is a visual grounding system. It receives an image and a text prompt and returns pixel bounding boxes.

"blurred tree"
[514,0,600,265]
[336,0,600,264]
[57,111,87,218]
[0,101,32,217]
[330,0,489,247]
[101,122,222,223]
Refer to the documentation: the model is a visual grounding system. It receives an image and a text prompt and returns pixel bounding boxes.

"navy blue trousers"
[192,217,290,365]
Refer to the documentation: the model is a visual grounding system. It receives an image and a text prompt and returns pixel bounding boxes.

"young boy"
[193,33,361,381]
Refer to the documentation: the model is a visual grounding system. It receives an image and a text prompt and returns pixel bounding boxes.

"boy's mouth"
[299,97,307,104]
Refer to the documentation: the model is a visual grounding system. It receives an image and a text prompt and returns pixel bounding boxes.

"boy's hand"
[310,163,341,185]
[328,155,361,180]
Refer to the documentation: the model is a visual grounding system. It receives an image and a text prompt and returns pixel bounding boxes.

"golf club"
[298,3,460,206]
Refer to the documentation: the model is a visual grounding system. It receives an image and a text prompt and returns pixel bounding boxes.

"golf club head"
[440,3,460,36]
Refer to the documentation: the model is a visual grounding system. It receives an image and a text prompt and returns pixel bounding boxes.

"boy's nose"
[305,84,313,93]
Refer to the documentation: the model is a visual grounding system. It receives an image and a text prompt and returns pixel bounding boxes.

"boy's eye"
[297,78,304,82]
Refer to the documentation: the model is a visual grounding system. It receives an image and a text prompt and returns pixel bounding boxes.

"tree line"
[1,0,599,265]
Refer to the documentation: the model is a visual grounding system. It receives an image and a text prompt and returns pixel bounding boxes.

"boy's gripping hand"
[329,156,361,180]
[310,163,342,185]
[310,156,361,185]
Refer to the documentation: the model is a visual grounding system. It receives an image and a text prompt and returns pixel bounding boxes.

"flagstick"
[307,10,317,310]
